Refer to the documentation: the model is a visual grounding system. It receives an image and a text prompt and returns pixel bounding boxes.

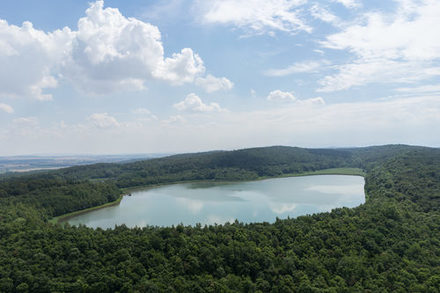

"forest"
[0,145,439,292]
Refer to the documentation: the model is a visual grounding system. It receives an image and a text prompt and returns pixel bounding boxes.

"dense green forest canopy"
[0,144,439,292]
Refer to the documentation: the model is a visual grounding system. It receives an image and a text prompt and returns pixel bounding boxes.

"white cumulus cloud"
[0,20,73,100]
[174,93,224,112]
[0,103,13,113]
[88,112,119,128]
[299,97,325,105]
[267,90,296,102]
[267,90,325,105]
[132,108,158,121]
[195,74,234,93]
[153,48,205,85]
[0,0,212,98]
[162,115,186,125]
[64,1,206,94]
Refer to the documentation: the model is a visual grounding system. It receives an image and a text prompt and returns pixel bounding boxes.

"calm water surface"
[66,175,365,228]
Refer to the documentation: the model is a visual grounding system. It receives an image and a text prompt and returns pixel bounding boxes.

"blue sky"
[0,0,439,155]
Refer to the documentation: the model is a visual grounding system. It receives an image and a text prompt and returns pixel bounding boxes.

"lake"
[66,175,365,228]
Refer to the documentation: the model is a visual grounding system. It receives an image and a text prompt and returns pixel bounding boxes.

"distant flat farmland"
[0,153,170,173]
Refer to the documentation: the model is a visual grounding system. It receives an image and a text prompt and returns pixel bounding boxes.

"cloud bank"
[2,95,438,155]
[0,0,227,99]
[319,0,440,92]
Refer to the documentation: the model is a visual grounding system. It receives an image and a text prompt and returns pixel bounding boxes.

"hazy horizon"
[1,143,437,158]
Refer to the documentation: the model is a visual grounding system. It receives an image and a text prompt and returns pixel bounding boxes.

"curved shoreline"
[50,167,365,224]
[49,194,125,224]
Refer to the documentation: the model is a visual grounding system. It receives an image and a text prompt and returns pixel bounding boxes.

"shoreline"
[50,167,365,224]
[49,193,125,224]
[122,167,365,193]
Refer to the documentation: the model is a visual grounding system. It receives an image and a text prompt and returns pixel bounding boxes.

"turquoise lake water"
[66,175,365,228]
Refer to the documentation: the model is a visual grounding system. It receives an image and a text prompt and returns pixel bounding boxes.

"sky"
[0,0,439,155]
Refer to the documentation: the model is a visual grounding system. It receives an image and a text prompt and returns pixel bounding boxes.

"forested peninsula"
[0,145,439,292]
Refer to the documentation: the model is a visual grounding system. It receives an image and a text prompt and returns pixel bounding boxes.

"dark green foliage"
[0,175,121,218]
[53,146,358,187]
[0,145,439,292]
